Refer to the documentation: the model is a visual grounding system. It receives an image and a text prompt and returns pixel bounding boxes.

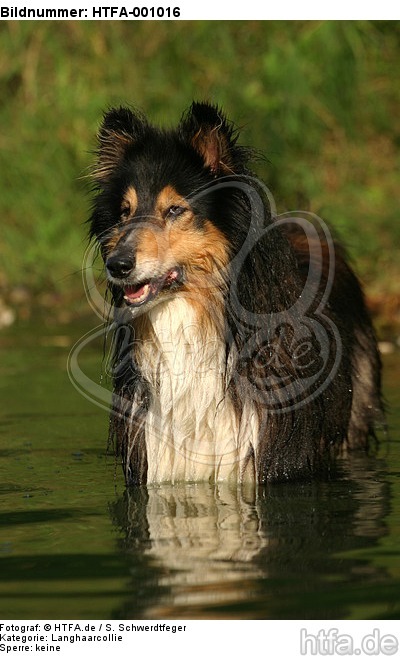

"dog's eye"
[120,203,131,219]
[166,205,186,219]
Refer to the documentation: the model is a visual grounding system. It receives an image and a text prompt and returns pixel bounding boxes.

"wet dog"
[89,102,383,485]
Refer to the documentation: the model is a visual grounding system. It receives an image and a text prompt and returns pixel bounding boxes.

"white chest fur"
[135,297,258,484]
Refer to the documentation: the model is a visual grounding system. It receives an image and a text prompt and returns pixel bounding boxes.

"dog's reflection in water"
[111,465,388,619]
[113,483,270,617]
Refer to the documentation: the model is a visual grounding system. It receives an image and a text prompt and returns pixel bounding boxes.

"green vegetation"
[0,21,399,333]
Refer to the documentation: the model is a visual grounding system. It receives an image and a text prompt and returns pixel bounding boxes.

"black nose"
[106,255,135,279]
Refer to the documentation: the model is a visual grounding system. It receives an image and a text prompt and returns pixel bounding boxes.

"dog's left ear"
[180,102,241,175]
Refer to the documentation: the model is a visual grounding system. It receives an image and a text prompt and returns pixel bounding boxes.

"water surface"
[0,323,399,619]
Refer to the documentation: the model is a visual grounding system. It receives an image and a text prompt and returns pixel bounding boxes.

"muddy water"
[0,323,399,619]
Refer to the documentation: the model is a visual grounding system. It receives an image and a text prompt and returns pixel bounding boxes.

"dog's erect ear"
[93,107,147,182]
[179,102,241,175]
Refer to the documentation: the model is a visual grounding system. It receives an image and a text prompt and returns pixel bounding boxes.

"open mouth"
[123,267,183,307]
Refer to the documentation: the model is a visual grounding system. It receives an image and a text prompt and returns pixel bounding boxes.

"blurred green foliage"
[0,20,399,322]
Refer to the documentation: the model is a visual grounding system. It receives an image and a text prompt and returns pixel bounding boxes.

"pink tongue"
[124,283,148,301]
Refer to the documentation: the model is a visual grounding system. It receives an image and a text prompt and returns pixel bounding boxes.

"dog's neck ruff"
[135,296,258,484]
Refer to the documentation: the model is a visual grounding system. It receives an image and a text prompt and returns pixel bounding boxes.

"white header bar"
[0,1,398,20]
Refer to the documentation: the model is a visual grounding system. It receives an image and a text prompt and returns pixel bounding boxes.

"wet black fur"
[89,101,384,485]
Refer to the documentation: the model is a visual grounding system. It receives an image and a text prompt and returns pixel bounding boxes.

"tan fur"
[105,185,231,283]
[105,227,123,253]
[133,207,230,334]
[122,187,138,218]
[104,187,139,252]
[155,185,191,216]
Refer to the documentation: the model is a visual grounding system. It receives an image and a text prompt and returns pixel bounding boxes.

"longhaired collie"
[89,101,383,485]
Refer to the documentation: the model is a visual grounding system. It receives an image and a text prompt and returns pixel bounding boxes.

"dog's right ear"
[93,107,147,183]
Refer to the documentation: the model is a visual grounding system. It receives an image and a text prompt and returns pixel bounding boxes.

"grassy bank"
[0,21,399,335]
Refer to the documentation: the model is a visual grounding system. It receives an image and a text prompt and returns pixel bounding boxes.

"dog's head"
[89,102,252,316]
